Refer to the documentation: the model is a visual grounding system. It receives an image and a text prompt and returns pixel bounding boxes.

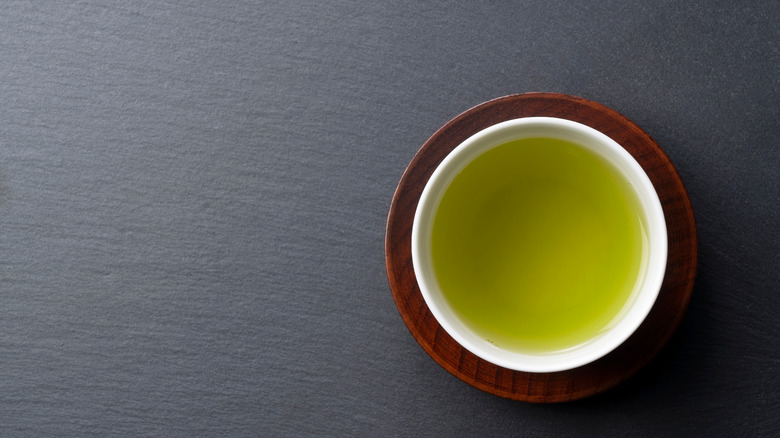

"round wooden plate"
[385,93,697,402]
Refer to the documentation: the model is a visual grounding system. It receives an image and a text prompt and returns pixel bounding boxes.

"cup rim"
[411,117,668,373]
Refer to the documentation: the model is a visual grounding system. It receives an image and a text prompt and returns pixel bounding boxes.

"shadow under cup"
[412,117,667,373]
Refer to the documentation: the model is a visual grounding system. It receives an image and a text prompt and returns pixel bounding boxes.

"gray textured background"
[1,1,778,436]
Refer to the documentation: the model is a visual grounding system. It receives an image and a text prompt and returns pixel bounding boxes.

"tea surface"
[431,137,646,353]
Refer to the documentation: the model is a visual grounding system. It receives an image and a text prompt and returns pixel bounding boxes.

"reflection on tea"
[431,137,647,353]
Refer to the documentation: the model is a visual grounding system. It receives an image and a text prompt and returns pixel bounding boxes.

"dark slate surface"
[1,1,778,436]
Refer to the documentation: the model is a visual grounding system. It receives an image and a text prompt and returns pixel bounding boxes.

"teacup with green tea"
[412,117,667,372]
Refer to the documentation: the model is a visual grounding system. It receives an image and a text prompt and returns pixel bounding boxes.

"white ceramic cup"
[412,117,667,373]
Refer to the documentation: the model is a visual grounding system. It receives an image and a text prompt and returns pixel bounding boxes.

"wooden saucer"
[385,93,697,402]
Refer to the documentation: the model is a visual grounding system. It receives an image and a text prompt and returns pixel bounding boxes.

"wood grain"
[385,93,698,402]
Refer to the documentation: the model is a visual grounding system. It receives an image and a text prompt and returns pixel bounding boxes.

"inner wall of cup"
[413,118,666,371]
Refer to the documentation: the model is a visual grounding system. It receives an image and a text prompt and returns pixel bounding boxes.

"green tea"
[431,137,647,353]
